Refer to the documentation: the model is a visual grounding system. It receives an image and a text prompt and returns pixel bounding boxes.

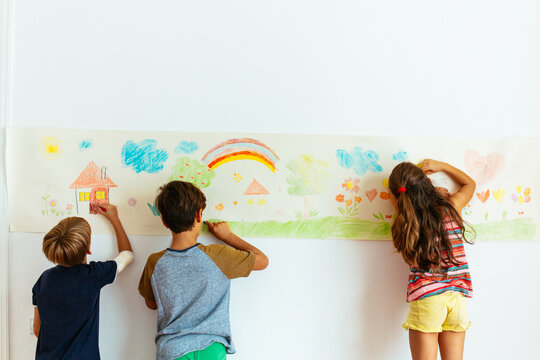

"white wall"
[2,0,540,359]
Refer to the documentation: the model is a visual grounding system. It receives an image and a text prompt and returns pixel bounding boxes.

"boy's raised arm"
[97,203,134,272]
[205,221,269,271]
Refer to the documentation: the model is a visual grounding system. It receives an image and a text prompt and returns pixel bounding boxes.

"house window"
[96,191,106,200]
[258,199,266,205]
[79,192,90,201]
[247,199,254,205]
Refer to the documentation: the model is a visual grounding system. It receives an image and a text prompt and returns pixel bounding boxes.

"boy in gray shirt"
[139,181,269,360]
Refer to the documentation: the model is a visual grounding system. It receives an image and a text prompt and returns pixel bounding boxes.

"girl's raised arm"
[420,159,476,213]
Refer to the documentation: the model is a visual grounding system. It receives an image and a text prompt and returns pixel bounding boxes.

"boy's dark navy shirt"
[32,261,117,360]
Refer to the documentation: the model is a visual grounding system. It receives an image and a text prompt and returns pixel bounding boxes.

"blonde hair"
[43,217,91,266]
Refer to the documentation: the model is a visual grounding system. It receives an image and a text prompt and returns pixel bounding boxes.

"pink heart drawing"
[366,189,378,202]
[511,194,518,202]
[464,150,505,184]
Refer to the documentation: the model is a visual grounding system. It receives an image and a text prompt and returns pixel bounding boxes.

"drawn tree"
[169,156,215,189]
[287,154,330,219]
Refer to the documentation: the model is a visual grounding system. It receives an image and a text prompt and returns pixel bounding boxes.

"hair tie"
[397,187,406,193]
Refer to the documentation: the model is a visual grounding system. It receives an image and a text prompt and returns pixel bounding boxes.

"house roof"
[69,161,117,189]
[244,178,269,195]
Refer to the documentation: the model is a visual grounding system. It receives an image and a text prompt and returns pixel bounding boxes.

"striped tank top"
[406,215,473,302]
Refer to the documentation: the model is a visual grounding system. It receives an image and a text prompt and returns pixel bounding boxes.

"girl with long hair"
[389,159,475,360]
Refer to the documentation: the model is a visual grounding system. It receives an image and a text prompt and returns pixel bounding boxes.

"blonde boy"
[32,204,133,360]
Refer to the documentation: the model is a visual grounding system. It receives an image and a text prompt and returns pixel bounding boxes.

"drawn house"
[69,161,117,214]
[244,179,269,205]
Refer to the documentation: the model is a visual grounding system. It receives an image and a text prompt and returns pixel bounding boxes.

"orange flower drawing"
[342,178,360,193]
[335,194,345,202]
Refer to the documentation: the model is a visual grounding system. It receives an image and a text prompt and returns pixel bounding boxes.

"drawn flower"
[355,196,362,203]
[380,192,390,200]
[342,178,360,193]
[215,203,224,211]
[335,194,345,202]
[128,198,137,207]
[345,200,353,206]
[511,186,531,204]
[49,200,57,207]
[66,204,73,211]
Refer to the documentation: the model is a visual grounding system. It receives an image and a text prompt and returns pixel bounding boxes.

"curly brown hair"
[389,162,473,270]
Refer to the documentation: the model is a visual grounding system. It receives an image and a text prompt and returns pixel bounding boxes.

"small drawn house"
[244,179,269,205]
[70,161,117,214]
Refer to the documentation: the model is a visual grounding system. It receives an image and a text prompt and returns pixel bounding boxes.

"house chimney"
[101,166,107,180]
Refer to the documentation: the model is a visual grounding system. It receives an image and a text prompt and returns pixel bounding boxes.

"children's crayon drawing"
[464,150,505,184]
[70,161,117,214]
[6,128,540,241]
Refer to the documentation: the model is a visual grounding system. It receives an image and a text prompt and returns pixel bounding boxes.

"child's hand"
[435,186,451,199]
[96,203,120,223]
[419,159,446,175]
[205,221,233,241]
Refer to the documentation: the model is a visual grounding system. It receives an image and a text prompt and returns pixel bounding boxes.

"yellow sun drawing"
[39,136,63,159]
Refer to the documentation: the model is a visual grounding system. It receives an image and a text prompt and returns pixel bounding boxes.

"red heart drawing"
[366,189,378,202]
[476,190,490,203]
[464,150,505,184]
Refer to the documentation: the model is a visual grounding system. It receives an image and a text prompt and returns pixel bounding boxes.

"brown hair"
[43,217,91,267]
[156,181,207,233]
[389,162,472,270]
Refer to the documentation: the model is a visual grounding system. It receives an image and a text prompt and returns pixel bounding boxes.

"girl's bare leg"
[409,330,438,360]
[438,331,465,360]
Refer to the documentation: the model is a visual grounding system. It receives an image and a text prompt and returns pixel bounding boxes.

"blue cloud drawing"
[175,140,199,154]
[392,150,408,162]
[121,139,169,173]
[78,139,93,151]
[336,147,383,175]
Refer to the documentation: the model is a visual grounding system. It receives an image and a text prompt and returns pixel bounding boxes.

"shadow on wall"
[99,236,171,359]
[357,242,409,358]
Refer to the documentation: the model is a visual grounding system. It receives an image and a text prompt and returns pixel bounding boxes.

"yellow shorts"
[402,292,470,333]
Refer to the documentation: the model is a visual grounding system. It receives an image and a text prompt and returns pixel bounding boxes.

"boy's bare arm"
[97,204,133,253]
[145,299,157,310]
[33,307,40,338]
[205,221,269,271]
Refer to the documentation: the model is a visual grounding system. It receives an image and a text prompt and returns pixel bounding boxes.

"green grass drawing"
[472,218,537,241]
[204,216,391,240]
[203,216,537,241]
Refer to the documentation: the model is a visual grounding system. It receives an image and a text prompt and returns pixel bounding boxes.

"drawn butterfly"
[233,173,243,183]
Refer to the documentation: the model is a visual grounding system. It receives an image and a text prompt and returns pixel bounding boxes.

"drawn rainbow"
[201,138,279,172]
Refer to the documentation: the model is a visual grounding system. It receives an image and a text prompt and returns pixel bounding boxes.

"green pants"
[175,343,226,360]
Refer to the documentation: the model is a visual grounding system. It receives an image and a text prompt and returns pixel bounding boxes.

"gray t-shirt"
[138,243,255,360]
